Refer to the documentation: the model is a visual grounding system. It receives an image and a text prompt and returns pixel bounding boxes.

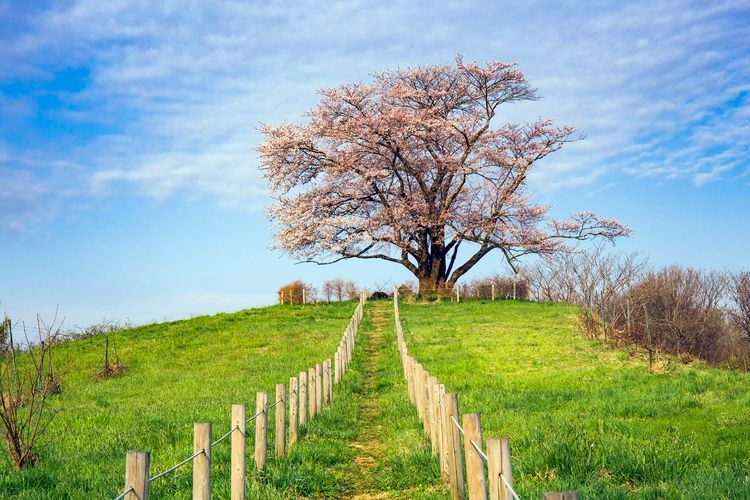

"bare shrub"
[277,280,312,304]
[464,276,528,300]
[321,278,358,302]
[96,332,127,380]
[618,267,728,362]
[727,271,750,341]
[0,314,64,469]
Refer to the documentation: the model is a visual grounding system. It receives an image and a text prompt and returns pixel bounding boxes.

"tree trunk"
[418,277,450,297]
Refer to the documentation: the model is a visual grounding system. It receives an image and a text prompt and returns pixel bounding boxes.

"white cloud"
[1,0,748,231]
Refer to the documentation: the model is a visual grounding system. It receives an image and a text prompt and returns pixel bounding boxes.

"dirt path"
[346,301,390,499]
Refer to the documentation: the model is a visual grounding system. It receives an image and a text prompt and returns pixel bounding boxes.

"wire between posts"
[113,486,134,500]
[148,448,205,484]
[245,408,264,424]
[470,439,488,462]
[211,425,239,448]
[450,414,465,434]
[268,397,283,410]
[501,473,522,500]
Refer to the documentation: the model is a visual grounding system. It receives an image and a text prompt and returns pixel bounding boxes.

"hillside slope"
[0,302,357,498]
[399,300,750,498]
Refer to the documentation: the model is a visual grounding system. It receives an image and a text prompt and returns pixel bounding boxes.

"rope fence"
[113,290,367,500]
[392,287,577,500]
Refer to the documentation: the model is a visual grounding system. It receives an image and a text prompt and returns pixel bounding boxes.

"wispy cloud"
[2,0,748,232]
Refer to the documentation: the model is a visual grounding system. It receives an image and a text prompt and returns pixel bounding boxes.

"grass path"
[347,300,388,498]
[342,301,448,499]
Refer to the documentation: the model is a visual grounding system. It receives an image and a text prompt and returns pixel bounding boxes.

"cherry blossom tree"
[258,57,630,294]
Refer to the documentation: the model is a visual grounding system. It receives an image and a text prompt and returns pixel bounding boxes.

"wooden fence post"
[463,413,487,500]
[255,392,268,471]
[289,377,298,446]
[443,393,465,499]
[438,384,449,483]
[275,384,286,458]
[231,405,246,500]
[316,363,323,411]
[308,367,317,419]
[499,438,513,500]
[406,356,415,403]
[193,423,212,500]
[334,351,342,384]
[491,283,495,301]
[414,363,424,421]
[421,369,431,437]
[299,371,308,428]
[324,358,332,404]
[542,493,578,500]
[125,450,149,500]
[487,438,501,500]
[428,376,439,453]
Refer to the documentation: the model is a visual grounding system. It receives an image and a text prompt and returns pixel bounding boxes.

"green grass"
[0,302,360,498]
[5,298,746,498]
[398,299,750,498]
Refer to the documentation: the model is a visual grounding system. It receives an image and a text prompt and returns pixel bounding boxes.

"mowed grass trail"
[0,302,356,498]
[398,300,750,498]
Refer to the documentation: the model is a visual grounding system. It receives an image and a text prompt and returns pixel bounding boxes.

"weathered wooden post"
[316,363,323,411]
[324,358,332,404]
[231,404,246,500]
[456,286,460,303]
[438,384,449,483]
[487,438,501,500]
[299,371,308,428]
[334,351,342,384]
[406,356,415,403]
[289,377,298,446]
[275,384,286,458]
[428,376,439,453]
[499,438,513,500]
[308,367,317,418]
[255,392,268,471]
[124,450,150,500]
[463,414,487,500]
[193,423,212,500]
[444,393,465,499]
[421,370,431,437]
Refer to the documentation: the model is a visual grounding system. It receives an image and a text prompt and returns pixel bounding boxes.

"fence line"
[113,289,367,499]
[392,288,576,500]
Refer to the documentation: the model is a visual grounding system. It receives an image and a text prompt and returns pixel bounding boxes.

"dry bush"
[95,333,127,380]
[518,246,750,367]
[616,267,728,363]
[321,278,358,302]
[278,280,313,304]
[0,314,64,469]
[727,271,750,341]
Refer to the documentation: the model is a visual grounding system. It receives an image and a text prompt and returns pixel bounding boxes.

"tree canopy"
[258,57,629,293]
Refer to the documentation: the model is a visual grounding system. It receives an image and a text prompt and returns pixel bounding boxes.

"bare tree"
[0,314,64,469]
[727,271,750,341]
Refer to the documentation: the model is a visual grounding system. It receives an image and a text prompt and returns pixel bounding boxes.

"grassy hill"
[0,302,362,498]
[1,299,748,498]
[398,300,750,498]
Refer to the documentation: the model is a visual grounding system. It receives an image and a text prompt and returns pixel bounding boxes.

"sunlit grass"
[0,302,358,498]
[399,299,750,498]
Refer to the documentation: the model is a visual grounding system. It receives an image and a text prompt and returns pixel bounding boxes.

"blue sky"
[1,0,749,330]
